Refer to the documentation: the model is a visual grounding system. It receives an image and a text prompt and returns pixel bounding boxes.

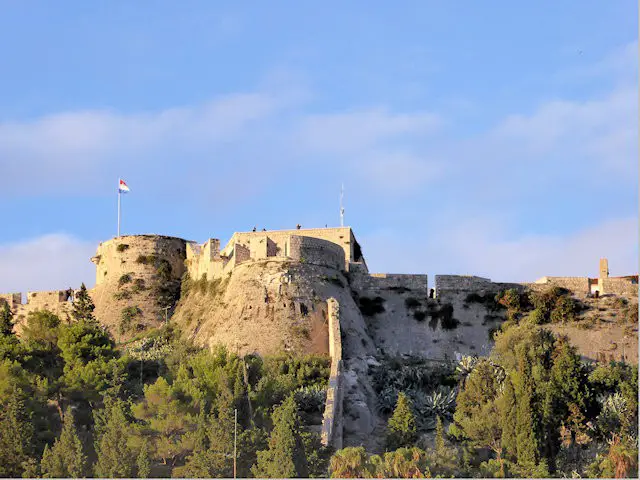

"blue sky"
[0,1,637,291]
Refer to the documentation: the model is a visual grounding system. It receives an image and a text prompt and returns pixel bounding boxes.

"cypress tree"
[0,301,14,336]
[500,377,518,460]
[252,395,309,478]
[387,392,417,450]
[71,283,96,323]
[515,374,538,468]
[0,389,35,477]
[93,400,135,477]
[40,407,86,478]
[137,441,151,478]
[435,416,445,456]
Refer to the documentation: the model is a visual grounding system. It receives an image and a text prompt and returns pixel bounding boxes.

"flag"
[118,179,130,193]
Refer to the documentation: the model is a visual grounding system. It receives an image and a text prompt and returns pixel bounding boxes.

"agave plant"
[456,355,478,384]
[422,387,457,420]
[295,385,327,413]
[377,386,400,414]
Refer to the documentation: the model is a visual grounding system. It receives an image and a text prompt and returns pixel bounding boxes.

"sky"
[0,1,637,292]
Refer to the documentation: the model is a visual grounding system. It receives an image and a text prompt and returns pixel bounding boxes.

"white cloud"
[0,234,97,293]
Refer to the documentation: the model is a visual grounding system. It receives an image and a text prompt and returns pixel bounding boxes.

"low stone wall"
[602,277,638,296]
[435,275,493,293]
[321,297,343,449]
[351,273,428,293]
[534,276,590,294]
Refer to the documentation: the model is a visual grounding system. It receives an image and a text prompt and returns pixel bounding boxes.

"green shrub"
[119,306,142,335]
[550,296,579,323]
[135,254,156,265]
[359,296,386,316]
[118,273,132,287]
[405,297,421,309]
[131,278,146,293]
[413,311,427,322]
[116,244,129,252]
[113,290,131,301]
[155,259,172,282]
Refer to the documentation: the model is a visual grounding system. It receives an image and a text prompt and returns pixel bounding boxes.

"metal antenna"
[340,183,345,227]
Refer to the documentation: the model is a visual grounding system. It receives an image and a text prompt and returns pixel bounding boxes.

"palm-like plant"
[455,355,478,385]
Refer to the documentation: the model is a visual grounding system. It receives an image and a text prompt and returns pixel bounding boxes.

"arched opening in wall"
[429,288,435,299]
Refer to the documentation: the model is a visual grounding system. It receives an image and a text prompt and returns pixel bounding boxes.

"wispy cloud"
[0,234,96,292]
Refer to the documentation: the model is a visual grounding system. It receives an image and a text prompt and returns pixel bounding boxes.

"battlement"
[186,227,360,282]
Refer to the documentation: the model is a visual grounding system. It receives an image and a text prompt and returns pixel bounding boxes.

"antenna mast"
[340,183,345,227]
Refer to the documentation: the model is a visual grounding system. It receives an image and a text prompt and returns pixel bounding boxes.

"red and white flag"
[118,179,130,193]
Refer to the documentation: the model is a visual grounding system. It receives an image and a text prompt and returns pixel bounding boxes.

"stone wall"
[230,227,356,269]
[351,273,428,293]
[435,275,494,293]
[602,277,638,296]
[289,235,345,271]
[321,297,343,449]
[533,276,590,294]
[93,235,188,287]
[0,293,21,310]
[234,243,251,265]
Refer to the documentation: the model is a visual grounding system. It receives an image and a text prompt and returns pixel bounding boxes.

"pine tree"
[0,389,35,477]
[71,283,96,323]
[93,400,135,477]
[387,391,417,450]
[137,441,151,478]
[0,301,14,336]
[252,395,309,478]
[40,407,86,478]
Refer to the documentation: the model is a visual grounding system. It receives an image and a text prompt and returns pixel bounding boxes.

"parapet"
[351,273,428,293]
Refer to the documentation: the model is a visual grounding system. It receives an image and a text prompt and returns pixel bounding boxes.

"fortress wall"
[235,243,251,265]
[351,273,428,293]
[93,235,187,287]
[289,236,345,271]
[27,290,70,308]
[534,276,590,294]
[321,298,343,449]
[435,275,494,292]
[0,293,22,310]
[231,227,355,268]
[603,277,638,296]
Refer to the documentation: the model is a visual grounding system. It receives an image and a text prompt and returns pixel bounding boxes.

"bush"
[413,311,427,322]
[113,290,131,301]
[116,244,129,252]
[119,306,142,335]
[359,296,385,316]
[135,254,156,265]
[118,273,132,287]
[131,278,146,293]
[405,298,421,309]
[550,296,579,323]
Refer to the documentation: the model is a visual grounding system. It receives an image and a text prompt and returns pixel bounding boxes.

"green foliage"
[119,306,142,335]
[550,295,579,323]
[113,289,132,300]
[136,254,157,265]
[40,407,87,478]
[429,303,459,330]
[136,440,151,478]
[116,243,130,252]
[387,392,418,450]
[71,283,96,323]
[0,301,14,337]
[22,310,61,350]
[252,395,309,478]
[118,273,132,286]
[93,399,136,477]
[329,446,370,478]
[0,388,35,477]
[358,296,385,316]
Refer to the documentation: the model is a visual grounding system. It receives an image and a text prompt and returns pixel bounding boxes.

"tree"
[0,301,14,336]
[0,388,35,477]
[40,407,87,478]
[499,377,517,460]
[371,448,431,478]
[71,283,96,323]
[137,440,151,478]
[329,447,370,478]
[252,395,309,478]
[453,360,503,458]
[93,399,136,477]
[132,377,197,466]
[387,391,417,450]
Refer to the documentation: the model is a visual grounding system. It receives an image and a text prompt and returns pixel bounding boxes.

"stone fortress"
[1,226,637,449]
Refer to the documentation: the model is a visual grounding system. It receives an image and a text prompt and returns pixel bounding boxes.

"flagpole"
[117,179,121,238]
